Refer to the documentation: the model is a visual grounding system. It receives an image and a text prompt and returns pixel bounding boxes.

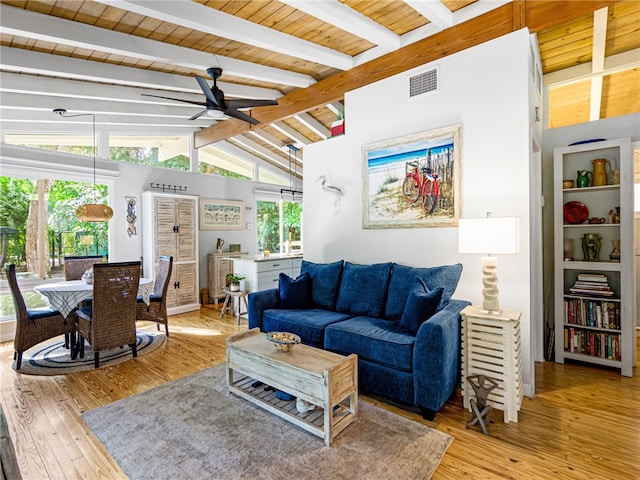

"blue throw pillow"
[384,263,463,320]
[278,272,311,309]
[399,278,444,335]
[300,260,343,309]
[335,262,393,317]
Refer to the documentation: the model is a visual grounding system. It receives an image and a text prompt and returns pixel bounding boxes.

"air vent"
[409,67,439,98]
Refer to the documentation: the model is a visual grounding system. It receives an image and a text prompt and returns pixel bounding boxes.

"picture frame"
[362,124,461,229]
[199,199,245,231]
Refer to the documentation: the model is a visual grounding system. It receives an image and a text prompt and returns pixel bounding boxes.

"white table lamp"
[458,215,520,313]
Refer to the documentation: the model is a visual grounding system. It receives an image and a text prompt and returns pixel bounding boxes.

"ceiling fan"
[142,67,277,125]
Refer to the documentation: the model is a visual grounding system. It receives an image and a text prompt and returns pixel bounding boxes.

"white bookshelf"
[553,138,635,377]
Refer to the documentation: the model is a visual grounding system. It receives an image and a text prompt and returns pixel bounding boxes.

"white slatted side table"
[461,305,522,423]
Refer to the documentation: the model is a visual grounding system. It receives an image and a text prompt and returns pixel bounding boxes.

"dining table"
[34,277,154,320]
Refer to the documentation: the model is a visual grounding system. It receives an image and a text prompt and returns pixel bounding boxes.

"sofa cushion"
[262,308,352,348]
[278,272,310,309]
[324,316,415,372]
[399,278,444,334]
[300,260,344,310]
[335,262,392,318]
[384,263,463,321]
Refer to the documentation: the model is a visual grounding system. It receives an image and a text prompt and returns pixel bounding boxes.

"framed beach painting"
[200,199,245,230]
[362,124,461,228]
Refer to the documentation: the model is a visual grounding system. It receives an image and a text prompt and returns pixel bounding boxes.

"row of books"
[568,272,616,297]
[563,298,621,330]
[563,327,620,361]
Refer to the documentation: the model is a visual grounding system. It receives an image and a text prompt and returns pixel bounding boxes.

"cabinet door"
[176,198,196,262]
[171,263,198,306]
[217,258,235,295]
[155,196,177,258]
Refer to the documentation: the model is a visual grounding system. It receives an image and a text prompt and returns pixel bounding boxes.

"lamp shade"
[458,217,520,255]
[76,203,114,222]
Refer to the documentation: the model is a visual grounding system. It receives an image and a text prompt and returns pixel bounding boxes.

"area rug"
[14,330,165,375]
[83,363,453,480]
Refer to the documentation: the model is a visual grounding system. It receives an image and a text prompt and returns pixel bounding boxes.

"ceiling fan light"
[76,203,114,222]
[206,109,227,119]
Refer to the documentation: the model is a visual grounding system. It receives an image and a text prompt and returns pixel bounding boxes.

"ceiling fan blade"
[226,99,278,109]
[141,93,207,107]
[224,108,260,125]
[195,75,219,106]
[189,109,209,120]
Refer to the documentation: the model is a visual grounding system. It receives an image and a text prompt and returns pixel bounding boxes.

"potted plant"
[226,273,245,291]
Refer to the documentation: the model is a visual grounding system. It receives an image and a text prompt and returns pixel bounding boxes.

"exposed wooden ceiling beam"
[96,0,353,71]
[0,47,279,100]
[590,7,609,121]
[403,1,453,29]
[195,0,618,148]
[280,0,400,50]
[0,4,309,89]
[0,72,205,107]
[543,49,640,87]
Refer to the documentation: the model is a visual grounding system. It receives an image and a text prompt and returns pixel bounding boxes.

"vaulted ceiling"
[1,1,638,180]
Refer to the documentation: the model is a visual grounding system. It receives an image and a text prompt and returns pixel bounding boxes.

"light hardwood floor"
[1,306,638,480]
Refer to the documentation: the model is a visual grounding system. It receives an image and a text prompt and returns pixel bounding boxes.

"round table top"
[35,277,152,293]
[34,277,153,319]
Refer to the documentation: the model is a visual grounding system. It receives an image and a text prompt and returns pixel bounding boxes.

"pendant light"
[280,144,302,199]
[53,109,114,222]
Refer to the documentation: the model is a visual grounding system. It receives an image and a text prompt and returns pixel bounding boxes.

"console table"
[461,305,522,423]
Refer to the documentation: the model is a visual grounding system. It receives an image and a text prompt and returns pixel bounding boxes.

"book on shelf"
[569,273,615,297]
[576,273,608,282]
[564,327,621,361]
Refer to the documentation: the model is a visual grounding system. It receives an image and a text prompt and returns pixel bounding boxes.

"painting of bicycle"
[362,124,461,228]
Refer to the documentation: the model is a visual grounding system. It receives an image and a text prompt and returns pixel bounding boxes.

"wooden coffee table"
[226,328,358,446]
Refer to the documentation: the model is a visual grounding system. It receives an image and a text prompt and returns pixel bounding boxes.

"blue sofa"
[248,260,470,420]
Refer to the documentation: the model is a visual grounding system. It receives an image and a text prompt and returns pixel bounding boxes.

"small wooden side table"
[461,305,522,423]
[220,288,249,324]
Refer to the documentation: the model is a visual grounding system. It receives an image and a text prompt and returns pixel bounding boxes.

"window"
[5,134,96,158]
[109,135,190,171]
[256,199,302,255]
[0,176,109,317]
[199,144,253,179]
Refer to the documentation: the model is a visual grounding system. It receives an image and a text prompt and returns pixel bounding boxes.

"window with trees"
[256,199,302,255]
[0,176,109,318]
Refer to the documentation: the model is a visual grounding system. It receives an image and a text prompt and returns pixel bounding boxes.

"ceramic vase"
[613,206,620,224]
[609,240,621,263]
[581,233,601,262]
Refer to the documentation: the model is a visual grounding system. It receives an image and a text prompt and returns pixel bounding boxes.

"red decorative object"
[563,201,589,224]
[331,120,344,136]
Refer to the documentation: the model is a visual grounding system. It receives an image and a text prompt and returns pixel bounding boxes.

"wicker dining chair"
[136,255,173,336]
[63,255,104,281]
[6,264,76,371]
[76,261,141,368]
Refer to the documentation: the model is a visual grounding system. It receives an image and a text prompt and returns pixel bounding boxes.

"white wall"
[303,30,536,392]
[109,162,272,288]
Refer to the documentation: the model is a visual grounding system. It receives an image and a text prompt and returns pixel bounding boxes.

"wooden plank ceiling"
[0,0,638,179]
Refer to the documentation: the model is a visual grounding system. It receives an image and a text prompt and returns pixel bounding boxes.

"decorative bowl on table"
[266,332,301,352]
[81,268,94,284]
